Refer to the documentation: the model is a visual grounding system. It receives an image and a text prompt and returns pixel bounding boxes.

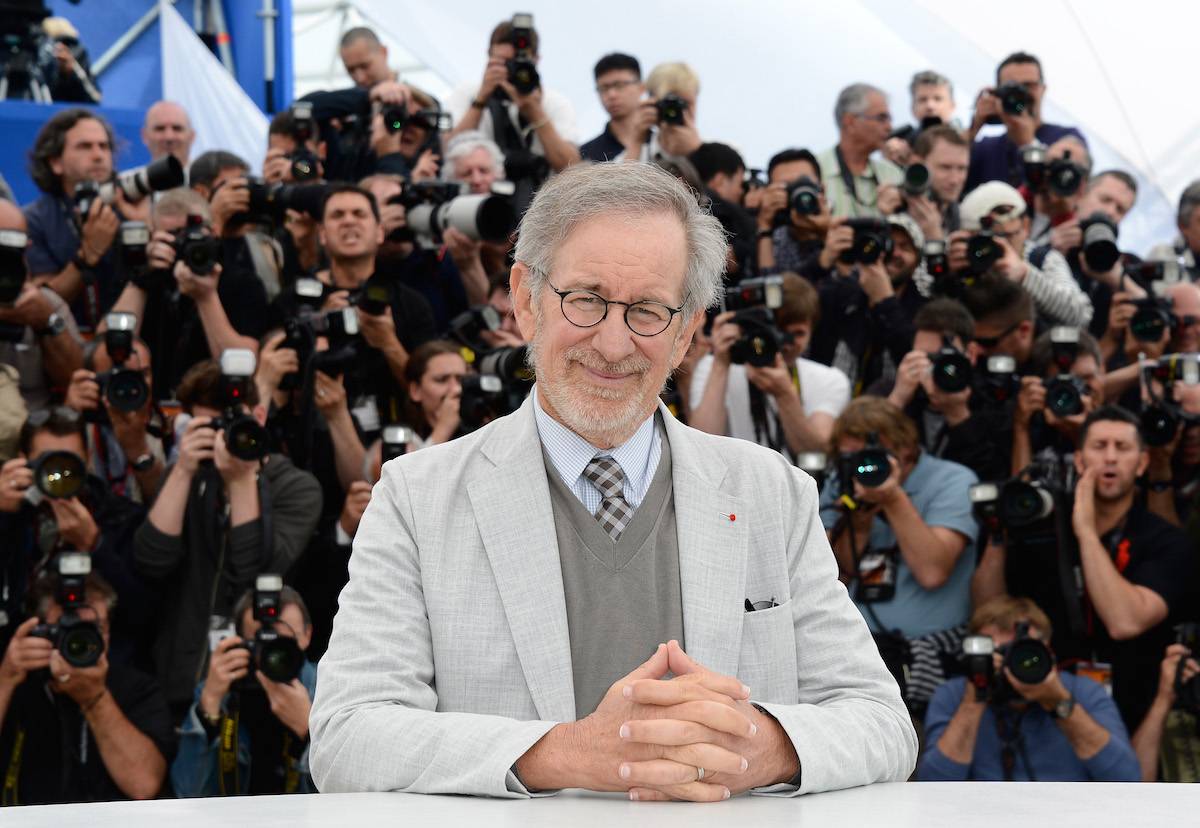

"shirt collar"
[532,384,658,491]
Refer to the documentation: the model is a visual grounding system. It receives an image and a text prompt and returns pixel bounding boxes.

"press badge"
[208,616,235,652]
[856,547,897,603]
[351,395,381,433]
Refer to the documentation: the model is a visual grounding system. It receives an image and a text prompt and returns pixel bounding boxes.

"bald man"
[339,27,395,89]
[142,101,195,167]
[1165,282,1200,354]
[0,200,83,408]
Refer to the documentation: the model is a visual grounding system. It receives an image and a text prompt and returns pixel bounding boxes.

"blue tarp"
[0,0,293,205]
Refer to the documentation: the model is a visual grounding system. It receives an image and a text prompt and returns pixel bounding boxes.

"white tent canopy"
[292,0,1199,255]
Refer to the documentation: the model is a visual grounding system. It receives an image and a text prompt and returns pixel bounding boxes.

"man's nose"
[590,308,636,364]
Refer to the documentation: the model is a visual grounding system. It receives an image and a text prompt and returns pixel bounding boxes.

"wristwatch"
[1050,693,1076,721]
[36,312,66,337]
[131,452,156,472]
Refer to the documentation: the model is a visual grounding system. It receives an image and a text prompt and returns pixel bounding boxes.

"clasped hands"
[520,639,797,802]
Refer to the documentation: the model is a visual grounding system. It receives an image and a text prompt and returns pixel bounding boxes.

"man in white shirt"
[690,273,849,456]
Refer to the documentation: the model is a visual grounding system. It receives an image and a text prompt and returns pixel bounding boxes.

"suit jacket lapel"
[662,404,747,679]
[467,397,577,722]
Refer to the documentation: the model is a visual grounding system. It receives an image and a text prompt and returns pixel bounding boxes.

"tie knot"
[583,456,626,500]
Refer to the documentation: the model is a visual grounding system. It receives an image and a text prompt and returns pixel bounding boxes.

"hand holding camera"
[339,480,374,539]
[200,635,252,717]
[0,457,34,512]
[255,331,300,400]
[209,177,252,235]
[0,617,53,689]
[0,281,54,330]
[1049,217,1082,255]
[356,302,399,352]
[1155,643,1199,708]
[78,196,120,265]
[891,349,934,408]
[992,235,1029,284]
[176,416,217,475]
[478,55,510,102]
[47,496,99,551]
[818,218,854,270]
[875,184,903,216]
[745,354,797,401]
[858,259,895,305]
[708,310,740,367]
[48,647,109,707]
[312,370,348,417]
[213,424,260,485]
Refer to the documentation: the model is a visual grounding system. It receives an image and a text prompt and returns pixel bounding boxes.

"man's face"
[488,287,522,338]
[239,604,312,653]
[835,433,912,481]
[991,212,1029,254]
[912,82,954,122]
[364,177,402,211]
[512,211,701,448]
[1168,284,1200,353]
[913,329,967,358]
[922,139,969,204]
[1075,420,1148,502]
[845,91,892,153]
[978,622,1044,652]
[885,228,919,284]
[709,167,745,205]
[1067,353,1105,404]
[780,321,811,362]
[320,192,383,261]
[142,102,194,165]
[51,118,113,192]
[974,317,1032,362]
[453,147,499,196]
[1076,175,1135,225]
[997,62,1045,120]
[769,159,818,187]
[28,429,87,464]
[340,39,390,88]
[596,69,643,120]
[92,339,154,399]
[1182,204,1200,253]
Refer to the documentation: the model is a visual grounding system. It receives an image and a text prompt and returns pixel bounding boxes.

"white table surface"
[7,783,1199,828]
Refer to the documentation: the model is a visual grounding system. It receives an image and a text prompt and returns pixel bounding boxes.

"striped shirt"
[532,385,662,514]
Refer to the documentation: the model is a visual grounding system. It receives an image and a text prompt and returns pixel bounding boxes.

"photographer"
[960,274,1036,370]
[919,596,1138,781]
[882,70,958,167]
[818,83,904,218]
[0,200,83,409]
[1027,137,1091,249]
[811,215,928,393]
[689,273,849,455]
[24,109,134,330]
[338,27,401,90]
[580,53,653,162]
[447,17,580,173]
[0,571,173,803]
[63,333,166,502]
[480,269,525,349]
[264,108,328,280]
[1010,329,1106,477]
[134,358,321,720]
[1143,379,1200,534]
[399,340,471,449]
[973,406,1195,731]
[905,125,970,241]
[37,17,102,104]
[755,148,835,278]
[950,182,1092,328]
[105,186,268,399]
[689,142,756,281]
[444,130,507,197]
[1147,180,1200,278]
[0,408,151,663]
[643,62,703,158]
[1131,642,1200,781]
[879,298,1007,481]
[964,51,1087,192]
[172,584,317,796]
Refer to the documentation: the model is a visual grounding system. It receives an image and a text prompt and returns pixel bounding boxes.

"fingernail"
[749,723,758,736]
[740,683,751,698]
[622,685,632,698]
[619,764,631,780]
[619,724,630,739]
[629,790,639,801]
[740,757,748,771]
[723,787,731,800]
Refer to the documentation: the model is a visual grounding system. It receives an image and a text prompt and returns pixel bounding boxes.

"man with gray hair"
[818,83,904,218]
[883,70,958,167]
[1148,180,1200,278]
[310,162,916,801]
[443,130,507,195]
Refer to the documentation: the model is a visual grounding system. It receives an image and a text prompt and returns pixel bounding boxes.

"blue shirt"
[964,123,1088,193]
[820,452,979,637]
[919,673,1140,782]
[23,191,119,331]
[532,385,661,514]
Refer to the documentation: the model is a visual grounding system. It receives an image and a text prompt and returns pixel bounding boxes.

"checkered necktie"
[583,456,633,541]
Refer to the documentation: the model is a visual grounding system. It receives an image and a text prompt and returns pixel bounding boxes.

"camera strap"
[217,705,240,795]
[1,727,24,804]
[747,383,787,457]
[834,145,880,215]
[995,707,1037,782]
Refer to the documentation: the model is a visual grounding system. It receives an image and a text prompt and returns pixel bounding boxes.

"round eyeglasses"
[548,281,685,337]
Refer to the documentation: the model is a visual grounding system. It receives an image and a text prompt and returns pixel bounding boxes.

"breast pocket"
[739,600,798,704]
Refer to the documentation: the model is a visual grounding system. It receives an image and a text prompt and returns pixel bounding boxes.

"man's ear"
[510,262,538,343]
[671,311,706,369]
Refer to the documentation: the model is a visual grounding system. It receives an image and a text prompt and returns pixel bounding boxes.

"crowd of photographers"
[0,13,1198,804]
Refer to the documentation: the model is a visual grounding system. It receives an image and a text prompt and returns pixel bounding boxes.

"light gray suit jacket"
[309,395,917,796]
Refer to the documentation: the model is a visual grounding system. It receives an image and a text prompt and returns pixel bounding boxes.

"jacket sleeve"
[917,679,972,780]
[308,461,557,797]
[751,472,918,795]
[133,517,187,580]
[1023,248,1093,328]
[170,694,220,798]
[1073,676,1141,781]
[226,460,323,592]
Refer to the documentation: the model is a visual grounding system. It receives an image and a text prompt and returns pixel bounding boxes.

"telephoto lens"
[999,479,1055,527]
[1043,374,1087,418]
[786,176,821,216]
[903,163,930,197]
[27,450,87,500]
[930,339,973,393]
[1002,622,1054,685]
[1080,212,1120,272]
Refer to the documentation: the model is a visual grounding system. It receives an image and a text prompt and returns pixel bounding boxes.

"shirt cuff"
[334,521,353,547]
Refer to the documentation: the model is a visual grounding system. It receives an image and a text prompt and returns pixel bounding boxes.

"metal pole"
[258,0,278,113]
[93,1,178,78]
[208,0,235,74]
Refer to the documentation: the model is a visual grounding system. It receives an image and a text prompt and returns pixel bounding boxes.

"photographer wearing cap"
[904,125,970,242]
[818,84,904,219]
[581,53,652,162]
[689,273,849,456]
[1131,640,1200,781]
[172,584,317,796]
[1147,180,1200,279]
[882,70,958,167]
[134,358,321,721]
[0,570,173,803]
[878,299,1006,481]
[24,109,139,330]
[949,181,1092,328]
[973,406,1195,732]
[964,52,1088,193]
[447,17,580,174]
[919,596,1138,781]
[105,185,268,399]
[0,408,151,663]
[63,333,166,503]
[0,200,83,409]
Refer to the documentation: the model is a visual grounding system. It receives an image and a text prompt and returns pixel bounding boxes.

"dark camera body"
[902,163,930,197]
[0,232,27,306]
[235,629,305,685]
[985,81,1033,125]
[207,411,269,462]
[924,240,949,283]
[1043,374,1088,418]
[966,231,1004,275]
[239,178,329,224]
[930,342,973,394]
[31,615,104,668]
[656,93,687,126]
[354,275,393,316]
[1175,623,1200,714]
[459,374,505,433]
[288,149,320,182]
[506,14,539,95]
[1127,296,1174,343]
[839,218,892,266]
[783,176,821,224]
[999,622,1054,685]
[447,305,501,353]
[723,276,789,368]
[25,450,87,502]
[970,469,1058,533]
[837,438,892,501]
[94,367,149,414]
[73,156,185,217]
[173,221,222,276]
